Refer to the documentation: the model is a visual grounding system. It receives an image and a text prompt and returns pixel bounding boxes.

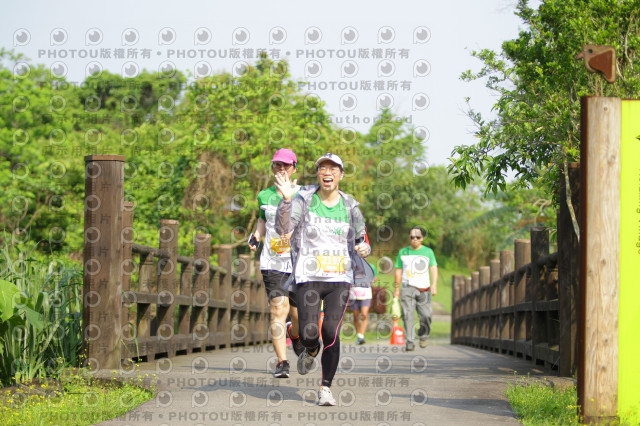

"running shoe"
[419,339,428,348]
[317,386,336,406]
[286,321,305,357]
[297,341,321,375]
[273,360,290,378]
[355,337,366,345]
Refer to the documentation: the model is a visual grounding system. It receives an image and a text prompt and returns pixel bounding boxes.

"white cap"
[314,152,344,170]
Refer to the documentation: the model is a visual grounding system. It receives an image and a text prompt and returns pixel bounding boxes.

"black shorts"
[261,270,297,307]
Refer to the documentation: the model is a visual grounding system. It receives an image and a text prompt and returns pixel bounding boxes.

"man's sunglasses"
[410,236,422,240]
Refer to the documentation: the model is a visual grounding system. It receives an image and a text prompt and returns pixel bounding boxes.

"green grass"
[507,377,640,425]
[506,378,580,425]
[0,371,154,426]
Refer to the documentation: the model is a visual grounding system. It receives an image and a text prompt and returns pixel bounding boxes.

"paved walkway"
[100,341,572,426]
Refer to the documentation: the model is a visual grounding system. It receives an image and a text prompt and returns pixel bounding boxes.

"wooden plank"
[535,300,559,312]
[578,96,620,422]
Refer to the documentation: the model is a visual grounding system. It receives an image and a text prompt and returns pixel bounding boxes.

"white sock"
[357,333,364,339]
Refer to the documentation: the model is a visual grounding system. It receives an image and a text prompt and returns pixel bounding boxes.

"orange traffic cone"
[390,318,405,345]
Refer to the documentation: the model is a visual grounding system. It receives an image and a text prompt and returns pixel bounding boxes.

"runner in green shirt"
[249,149,303,378]
[275,152,373,406]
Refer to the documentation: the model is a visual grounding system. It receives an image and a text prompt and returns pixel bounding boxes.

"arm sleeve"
[275,194,303,235]
[350,206,366,238]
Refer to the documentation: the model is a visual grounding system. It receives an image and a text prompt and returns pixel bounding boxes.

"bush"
[0,240,82,387]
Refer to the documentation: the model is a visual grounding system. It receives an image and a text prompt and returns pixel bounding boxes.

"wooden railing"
[82,155,269,370]
[451,163,580,376]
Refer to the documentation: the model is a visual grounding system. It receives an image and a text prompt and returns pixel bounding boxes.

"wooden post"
[218,245,233,348]
[451,275,463,343]
[489,259,500,348]
[514,239,530,357]
[558,163,580,377]
[479,266,490,346]
[500,250,514,354]
[237,254,251,345]
[137,248,154,360]
[471,271,480,344]
[83,155,124,370]
[578,96,620,422]
[192,234,211,351]
[157,220,178,357]
[530,227,549,365]
[121,202,134,343]
[176,256,192,355]
[464,276,472,343]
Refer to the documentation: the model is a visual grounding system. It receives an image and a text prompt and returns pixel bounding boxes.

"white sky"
[1,0,523,166]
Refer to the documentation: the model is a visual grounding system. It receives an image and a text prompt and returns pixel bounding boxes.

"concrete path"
[100,341,571,426]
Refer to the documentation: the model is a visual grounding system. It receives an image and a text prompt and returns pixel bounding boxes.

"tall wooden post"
[558,163,580,377]
[83,155,125,370]
[578,96,620,422]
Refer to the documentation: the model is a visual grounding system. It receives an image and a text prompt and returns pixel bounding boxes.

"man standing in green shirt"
[393,226,438,351]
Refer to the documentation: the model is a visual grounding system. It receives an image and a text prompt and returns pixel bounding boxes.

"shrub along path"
[100,342,573,426]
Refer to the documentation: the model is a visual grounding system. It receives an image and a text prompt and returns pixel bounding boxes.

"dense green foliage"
[450,0,640,196]
[0,241,82,387]
[0,47,549,271]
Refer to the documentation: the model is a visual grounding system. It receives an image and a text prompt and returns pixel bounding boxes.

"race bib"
[270,237,291,255]
[316,255,346,274]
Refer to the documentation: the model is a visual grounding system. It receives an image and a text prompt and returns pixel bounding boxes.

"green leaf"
[0,279,19,322]
[21,305,45,331]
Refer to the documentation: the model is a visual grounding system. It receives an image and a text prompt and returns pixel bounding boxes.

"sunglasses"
[272,162,294,170]
[410,236,422,240]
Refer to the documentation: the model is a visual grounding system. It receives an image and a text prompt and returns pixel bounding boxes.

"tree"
[449,0,640,197]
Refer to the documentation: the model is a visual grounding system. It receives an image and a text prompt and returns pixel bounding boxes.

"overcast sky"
[2,0,524,166]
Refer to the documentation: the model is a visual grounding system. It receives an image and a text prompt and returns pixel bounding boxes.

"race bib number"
[316,255,346,274]
[271,238,291,255]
